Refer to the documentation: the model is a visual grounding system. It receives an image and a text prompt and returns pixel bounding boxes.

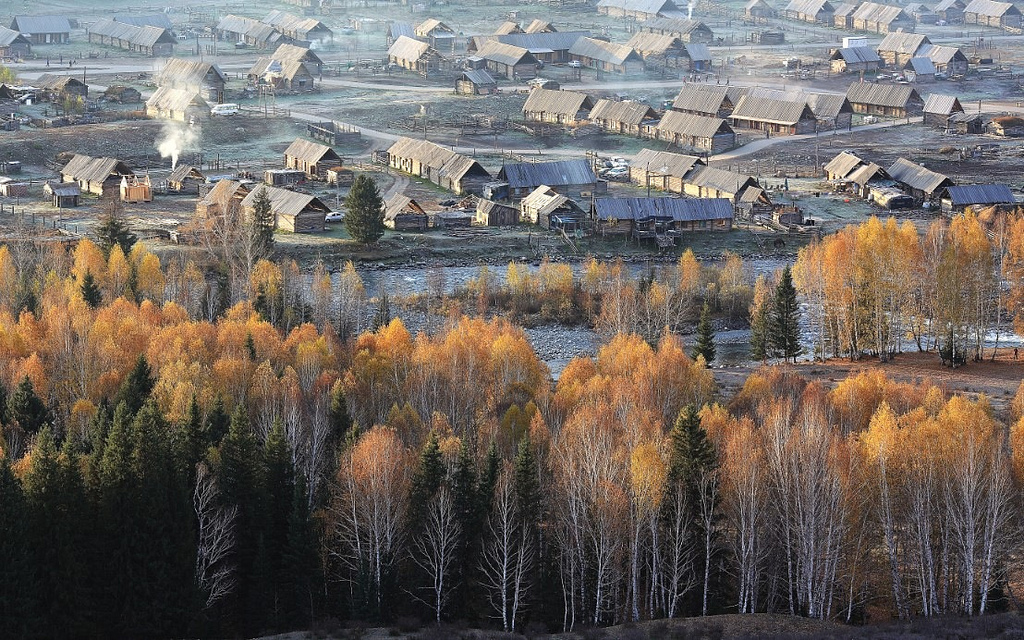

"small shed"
[830,47,882,74]
[522,88,594,125]
[264,169,307,186]
[475,199,519,226]
[923,94,964,127]
[384,193,428,231]
[947,112,985,134]
[120,175,152,203]
[745,0,778,19]
[44,181,80,208]
[168,165,206,193]
[326,166,354,186]
[903,57,936,82]
[887,157,953,201]
[36,74,89,102]
[456,69,499,95]
[0,27,31,59]
[824,151,866,181]
[103,85,142,104]
[0,178,28,197]
[520,185,584,229]
[415,18,457,52]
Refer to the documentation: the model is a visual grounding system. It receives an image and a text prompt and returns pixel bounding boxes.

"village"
[0,0,1022,268]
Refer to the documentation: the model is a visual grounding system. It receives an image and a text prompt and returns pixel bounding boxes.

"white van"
[210,103,239,116]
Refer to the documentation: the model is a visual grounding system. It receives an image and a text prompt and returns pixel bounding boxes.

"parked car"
[325,211,345,222]
[210,103,239,116]
[567,60,582,68]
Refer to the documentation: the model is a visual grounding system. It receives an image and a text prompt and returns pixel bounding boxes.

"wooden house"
[283,139,342,179]
[520,185,585,229]
[784,0,836,23]
[904,57,936,82]
[216,15,288,50]
[670,84,739,117]
[830,47,883,73]
[195,179,251,219]
[832,2,858,29]
[803,92,854,130]
[730,91,818,135]
[988,115,1024,137]
[963,0,1022,28]
[638,17,715,43]
[35,74,88,102]
[87,19,176,57]
[0,27,31,59]
[628,148,705,194]
[241,185,330,233]
[264,169,306,187]
[522,88,593,125]
[44,181,80,208]
[593,197,733,240]
[158,59,228,103]
[469,31,590,64]
[654,111,737,152]
[61,155,134,197]
[846,82,924,117]
[847,162,890,198]
[415,19,456,52]
[940,184,1016,214]
[474,41,540,80]
[918,44,969,76]
[569,38,645,75]
[120,175,152,203]
[263,10,333,43]
[852,3,917,33]
[887,157,953,202]
[904,3,940,23]
[168,165,206,194]
[103,85,142,104]
[386,22,415,47]
[386,137,492,195]
[248,44,323,91]
[824,151,867,181]
[497,159,600,198]
[934,0,966,23]
[597,0,681,21]
[475,199,519,226]
[456,69,498,95]
[745,0,778,19]
[948,112,986,134]
[10,16,70,44]
[388,36,446,76]
[588,99,659,136]
[876,32,930,67]
[145,87,209,123]
[681,165,761,203]
[384,193,428,231]
[494,21,524,35]
[626,32,687,67]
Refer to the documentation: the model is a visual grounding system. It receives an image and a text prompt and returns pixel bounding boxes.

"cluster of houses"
[830,33,970,79]
[780,0,1022,30]
[387,15,714,80]
[215,11,333,49]
[4,14,181,58]
[824,149,1016,212]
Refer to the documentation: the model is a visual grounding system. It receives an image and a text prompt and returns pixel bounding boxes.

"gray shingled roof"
[877,32,930,54]
[906,57,936,74]
[10,16,70,34]
[241,184,328,217]
[460,69,497,85]
[626,32,684,56]
[597,0,679,14]
[832,47,881,64]
[672,84,731,114]
[284,138,341,164]
[475,40,538,66]
[731,93,816,125]
[89,19,176,48]
[846,82,922,108]
[521,185,574,217]
[593,196,733,222]
[887,157,951,194]
[522,88,593,116]
[158,59,227,89]
[61,154,133,183]
[658,110,733,137]
[589,99,659,126]
[852,2,913,23]
[384,193,427,221]
[784,0,834,14]
[388,35,432,62]
[0,27,29,47]
[963,0,1021,16]
[569,37,643,66]
[388,22,415,39]
[684,165,757,194]
[918,44,966,65]
[497,159,597,189]
[145,87,208,112]
[387,137,491,182]
[848,162,888,186]
[113,14,174,30]
[824,151,865,179]
[630,148,705,177]
[264,10,332,37]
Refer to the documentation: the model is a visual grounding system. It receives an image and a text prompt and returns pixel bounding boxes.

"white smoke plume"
[156,120,199,170]
[688,0,695,19]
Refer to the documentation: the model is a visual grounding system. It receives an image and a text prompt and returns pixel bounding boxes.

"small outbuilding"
[522,88,594,125]
[241,185,331,233]
[923,94,964,127]
[384,193,429,231]
[61,154,134,197]
[940,184,1016,213]
[455,69,498,95]
[283,138,342,179]
[475,199,519,226]
[168,165,206,193]
[44,181,80,208]
[0,27,31,59]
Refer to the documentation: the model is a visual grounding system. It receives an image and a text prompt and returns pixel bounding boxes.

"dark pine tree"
[95,201,137,257]
[0,454,29,639]
[693,300,716,365]
[80,270,103,309]
[261,420,295,629]
[450,440,481,620]
[344,174,385,245]
[328,380,354,450]
[244,332,258,361]
[6,375,50,436]
[206,395,230,445]
[372,292,392,331]
[283,474,319,628]
[113,354,155,420]
[770,265,802,363]
[250,186,276,258]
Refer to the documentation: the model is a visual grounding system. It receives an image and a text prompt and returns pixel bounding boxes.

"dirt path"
[383,174,410,199]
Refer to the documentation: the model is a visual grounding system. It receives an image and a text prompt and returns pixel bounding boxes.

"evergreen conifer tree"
[113,354,155,419]
[250,186,275,258]
[95,201,137,257]
[81,270,102,309]
[0,455,28,638]
[769,265,802,363]
[693,300,716,365]
[6,375,50,436]
[344,175,385,245]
